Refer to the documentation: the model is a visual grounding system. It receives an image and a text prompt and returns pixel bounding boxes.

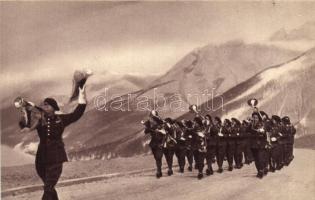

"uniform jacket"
[183,127,194,150]
[231,125,245,145]
[206,125,217,146]
[35,104,86,164]
[173,124,186,148]
[282,124,296,145]
[192,125,207,152]
[144,121,166,149]
[269,125,282,147]
[277,124,287,145]
[164,123,177,149]
[226,125,236,145]
[249,122,267,149]
[240,124,251,142]
[210,125,227,146]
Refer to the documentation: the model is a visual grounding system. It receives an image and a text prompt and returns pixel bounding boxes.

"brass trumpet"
[14,97,42,130]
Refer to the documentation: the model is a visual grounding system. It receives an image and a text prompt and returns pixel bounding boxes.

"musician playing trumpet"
[19,87,87,200]
[250,112,268,178]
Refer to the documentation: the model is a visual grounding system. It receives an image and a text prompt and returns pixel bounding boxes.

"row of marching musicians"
[141,109,296,179]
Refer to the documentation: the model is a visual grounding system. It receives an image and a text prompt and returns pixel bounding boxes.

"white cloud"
[14,141,39,155]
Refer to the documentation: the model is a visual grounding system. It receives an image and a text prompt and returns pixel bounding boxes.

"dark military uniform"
[250,121,267,178]
[261,120,271,175]
[173,122,187,173]
[226,124,236,171]
[282,123,296,165]
[35,104,86,200]
[183,121,194,171]
[211,124,227,173]
[268,124,282,172]
[164,122,177,176]
[205,124,216,175]
[269,115,285,171]
[277,125,286,169]
[144,119,166,178]
[233,123,245,169]
[193,125,207,179]
[242,122,254,165]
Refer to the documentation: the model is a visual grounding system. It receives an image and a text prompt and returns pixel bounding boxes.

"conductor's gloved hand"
[78,85,87,104]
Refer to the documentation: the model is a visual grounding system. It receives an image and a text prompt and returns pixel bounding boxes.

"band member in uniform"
[225,119,235,171]
[231,118,244,169]
[142,112,166,178]
[205,115,216,175]
[188,105,204,170]
[242,119,254,165]
[183,120,195,171]
[268,118,282,172]
[271,115,285,170]
[20,87,87,200]
[164,118,177,176]
[281,116,296,166]
[192,117,207,179]
[259,111,271,175]
[211,117,226,173]
[173,121,187,173]
[250,112,268,178]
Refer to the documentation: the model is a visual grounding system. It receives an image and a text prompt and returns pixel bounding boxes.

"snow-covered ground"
[3,148,315,200]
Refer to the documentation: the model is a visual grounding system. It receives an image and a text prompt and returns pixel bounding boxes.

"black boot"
[167,169,173,176]
[206,169,211,176]
[263,168,268,175]
[156,171,162,178]
[279,163,284,169]
[276,164,283,170]
[269,167,275,172]
[257,171,264,179]
[228,166,233,171]
[179,168,184,173]
[197,173,203,180]
[217,168,223,173]
[188,166,193,172]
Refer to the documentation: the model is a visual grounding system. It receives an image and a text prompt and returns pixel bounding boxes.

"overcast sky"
[1,1,315,91]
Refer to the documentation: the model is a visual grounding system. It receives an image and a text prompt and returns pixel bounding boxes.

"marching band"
[142,100,296,179]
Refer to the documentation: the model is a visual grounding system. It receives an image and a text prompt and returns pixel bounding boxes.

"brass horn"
[247,98,263,119]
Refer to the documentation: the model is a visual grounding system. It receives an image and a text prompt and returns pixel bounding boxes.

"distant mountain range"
[1,72,157,150]
[270,21,315,41]
[1,40,314,163]
[112,46,315,160]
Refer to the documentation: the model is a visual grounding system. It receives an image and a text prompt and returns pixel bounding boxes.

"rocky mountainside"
[111,47,315,160]
[2,41,310,162]
[67,43,308,160]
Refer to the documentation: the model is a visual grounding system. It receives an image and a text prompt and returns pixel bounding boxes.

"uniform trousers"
[36,161,63,200]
